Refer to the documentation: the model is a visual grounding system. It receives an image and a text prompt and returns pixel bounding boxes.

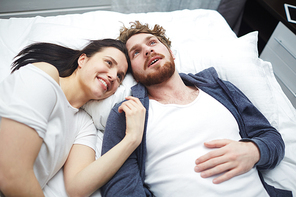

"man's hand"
[194,139,260,184]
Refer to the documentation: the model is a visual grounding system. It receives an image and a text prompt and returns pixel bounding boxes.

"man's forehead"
[127,33,156,48]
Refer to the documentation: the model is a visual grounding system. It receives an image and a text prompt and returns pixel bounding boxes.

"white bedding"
[0,9,295,196]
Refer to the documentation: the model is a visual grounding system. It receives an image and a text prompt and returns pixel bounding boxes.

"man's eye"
[150,40,156,45]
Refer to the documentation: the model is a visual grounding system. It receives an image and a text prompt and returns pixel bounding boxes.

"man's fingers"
[199,161,233,178]
[195,139,234,165]
[212,168,240,184]
[204,139,232,148]
[195,152,227,172]
[195,140,257,184]
[195,148,224,165]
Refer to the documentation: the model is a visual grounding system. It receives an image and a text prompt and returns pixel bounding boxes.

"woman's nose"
[107,69,117,81]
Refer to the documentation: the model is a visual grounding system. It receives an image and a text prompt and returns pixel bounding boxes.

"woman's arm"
[63,96,146,197]
[0,118,44,196]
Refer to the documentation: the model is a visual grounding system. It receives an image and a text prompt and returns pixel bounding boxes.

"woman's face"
[78,47,128,100]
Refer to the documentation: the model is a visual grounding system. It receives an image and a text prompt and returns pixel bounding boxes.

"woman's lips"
[97,77,108,91]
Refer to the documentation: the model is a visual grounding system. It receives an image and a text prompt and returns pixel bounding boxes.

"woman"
[0,39,146,196]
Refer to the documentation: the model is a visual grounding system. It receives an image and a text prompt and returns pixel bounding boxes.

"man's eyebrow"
[129,35,155,54]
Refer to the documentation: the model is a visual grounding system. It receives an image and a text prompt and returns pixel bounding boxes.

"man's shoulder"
[131,83,147,99]
[179,67,219,85]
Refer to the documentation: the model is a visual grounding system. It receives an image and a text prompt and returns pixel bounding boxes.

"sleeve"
[0,66,57,138]
[74,109,97,152]
[223,80,285,170]
[100,105,147,197]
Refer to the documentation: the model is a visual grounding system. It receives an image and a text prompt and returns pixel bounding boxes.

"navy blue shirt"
[101,67,291,197]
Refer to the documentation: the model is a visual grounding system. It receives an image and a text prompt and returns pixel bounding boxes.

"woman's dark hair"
[11,39,131,77]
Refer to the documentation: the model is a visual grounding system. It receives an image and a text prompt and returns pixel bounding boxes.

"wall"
[111,0,220,13]
[0,0,111,18]
[0,0,222,19]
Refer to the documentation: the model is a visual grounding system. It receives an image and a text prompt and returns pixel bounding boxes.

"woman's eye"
[117,74,123,82]
[106,60,112,66]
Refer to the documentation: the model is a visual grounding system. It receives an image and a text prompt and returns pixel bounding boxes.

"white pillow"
[82,73,136,131]
[25,23,102,49]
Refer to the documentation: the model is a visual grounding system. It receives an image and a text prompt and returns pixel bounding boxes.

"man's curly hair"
[118,21,171,50]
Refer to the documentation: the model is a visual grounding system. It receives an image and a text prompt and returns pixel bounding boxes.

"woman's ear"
[78,53,87,68]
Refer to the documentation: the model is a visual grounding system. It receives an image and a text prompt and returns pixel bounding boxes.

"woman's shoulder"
[32,62,59,84]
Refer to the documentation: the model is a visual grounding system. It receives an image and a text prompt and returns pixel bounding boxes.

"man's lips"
[145,54,165,69]
[149,58,159,67]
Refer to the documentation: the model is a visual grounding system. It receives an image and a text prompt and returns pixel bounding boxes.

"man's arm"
[100,105,147,197]
[194,78,284,183]
[226,80,285,169]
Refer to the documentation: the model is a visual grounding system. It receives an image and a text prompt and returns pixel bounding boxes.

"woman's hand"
[118,96,146,146]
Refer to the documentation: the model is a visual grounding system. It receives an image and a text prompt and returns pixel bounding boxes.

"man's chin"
[136,62,175,86]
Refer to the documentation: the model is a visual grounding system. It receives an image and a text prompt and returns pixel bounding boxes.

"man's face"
[126,33,175,86]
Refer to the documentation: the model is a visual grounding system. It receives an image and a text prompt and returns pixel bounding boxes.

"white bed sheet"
[0,9,295,196]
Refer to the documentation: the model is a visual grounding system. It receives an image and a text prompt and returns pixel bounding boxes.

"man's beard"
[133,54,175,86]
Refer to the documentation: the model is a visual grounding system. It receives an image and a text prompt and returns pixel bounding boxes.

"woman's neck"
[59,76,89,109]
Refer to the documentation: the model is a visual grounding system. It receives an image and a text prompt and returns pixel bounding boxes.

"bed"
[0,8,295,197]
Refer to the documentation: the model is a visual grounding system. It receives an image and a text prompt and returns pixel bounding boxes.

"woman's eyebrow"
[106,56,118,65]
[106,56,126,77]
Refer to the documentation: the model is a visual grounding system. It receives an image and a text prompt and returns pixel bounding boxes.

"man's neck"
[147,72,199,105]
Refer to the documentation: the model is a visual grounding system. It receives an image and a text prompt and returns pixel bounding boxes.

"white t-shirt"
[0,64,97,189]
[145,89,269,197]
[43,132,103,197]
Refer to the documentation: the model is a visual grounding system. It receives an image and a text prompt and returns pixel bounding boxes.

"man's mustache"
[144,53,165,70]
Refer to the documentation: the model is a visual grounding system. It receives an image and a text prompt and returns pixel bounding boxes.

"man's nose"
[145,47,154,56]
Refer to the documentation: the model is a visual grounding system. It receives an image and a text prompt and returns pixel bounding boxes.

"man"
[100,21,291,197]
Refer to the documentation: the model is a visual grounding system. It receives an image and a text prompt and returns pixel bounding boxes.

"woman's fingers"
[118,96,142,113]
[118,96,146,144]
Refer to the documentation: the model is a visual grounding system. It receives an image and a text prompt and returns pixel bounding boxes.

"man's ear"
[78,53,87,68]
[169,49,175,60]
